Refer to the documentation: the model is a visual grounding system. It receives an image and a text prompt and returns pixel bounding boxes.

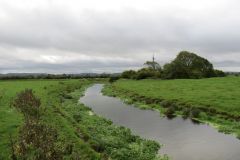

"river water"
[80,84,240,160]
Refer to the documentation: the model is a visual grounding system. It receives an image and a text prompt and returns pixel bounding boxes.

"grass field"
[0,79,164,160]
[0,80,62,158]
[103,76,240,138]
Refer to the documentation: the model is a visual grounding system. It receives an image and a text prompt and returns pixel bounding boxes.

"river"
[80,84,240,160]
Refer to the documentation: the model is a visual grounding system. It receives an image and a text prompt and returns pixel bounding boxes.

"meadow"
[103,76,240,138]
[0,80,61,158]
[0,79,163,160]
[2,76,239,159]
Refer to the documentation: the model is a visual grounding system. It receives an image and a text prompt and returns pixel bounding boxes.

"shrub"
[12,89,63,159]
[88,139,105,153]
[214,69,226,77]
[64,143,73,154]
[182,108,191,119]
[16,122,62,160]
[160,100,172,108]
[191,108,201,118]
[135,68,157,80]
[164,106,175,117]
[121,70,137,79]
[73,114,82,122]
[237,132,240,140]
[109,76,120,83]
[62,93,73,99]
[171,103,179,110]
[12,89,41,121]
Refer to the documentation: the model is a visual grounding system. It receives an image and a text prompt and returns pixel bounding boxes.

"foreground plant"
[12,89,62,160]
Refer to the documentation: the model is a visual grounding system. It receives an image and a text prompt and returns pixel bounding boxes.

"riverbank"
[0,79,166,159]
[102,77,240,139]
[82,84,240,160]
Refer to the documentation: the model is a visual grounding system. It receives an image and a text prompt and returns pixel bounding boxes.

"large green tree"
[162,51,216,79]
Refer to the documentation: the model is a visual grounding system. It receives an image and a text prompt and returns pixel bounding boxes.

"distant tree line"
[225,72,240,76]
[121,51,226,80]
[0,73,113,80]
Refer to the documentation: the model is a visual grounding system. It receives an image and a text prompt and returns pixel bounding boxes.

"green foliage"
[191,108,201,118]
[121,68,161,80]
[12,89,63,159]
[121,70,137,79]
[144,61,162,72]
[164,107,176,118]
[162,51,216,79]
[214,69,226,77]
[121,51,224,80]
[12,89,41,121]
[136,68,160,80]
[121,58,162,80]
[15,122,62,160]
[62,89,162,160]
[182,108,191,119]
[109,76,120,83]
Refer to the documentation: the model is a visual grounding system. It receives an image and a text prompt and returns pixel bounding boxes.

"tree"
[109,76,120,83]
[135,68,157,80]
[144,55,162,72]
[214,69,226,77]
[121,70,137,79]
[162,51,216,79]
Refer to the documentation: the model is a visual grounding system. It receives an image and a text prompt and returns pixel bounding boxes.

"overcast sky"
[0,0,240,73]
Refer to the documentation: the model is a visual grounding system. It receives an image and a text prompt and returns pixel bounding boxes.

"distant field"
[110,76,240,116]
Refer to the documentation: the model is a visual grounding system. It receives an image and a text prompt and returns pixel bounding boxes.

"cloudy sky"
[0,0,240,73]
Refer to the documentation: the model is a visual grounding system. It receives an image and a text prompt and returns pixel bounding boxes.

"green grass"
[61,88,165,160]
[107,77,240,116]
[0,80,63,159]
[103,76,240,138]
[0,79,165,160]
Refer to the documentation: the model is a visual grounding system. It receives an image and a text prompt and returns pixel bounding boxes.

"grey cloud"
[0,0,240,73]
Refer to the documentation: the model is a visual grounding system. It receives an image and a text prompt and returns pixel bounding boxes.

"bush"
[182,108,191,119]
[73,114,82,122]
[88,139,105,153]
[160,100,172,108]
[164,106,175,117]
[16,122,62,160]
[12,89,41,120]
[12,89,63,159]
[121,70,137,79]
[214,69,226,77]
[62,93,73,99]
[109,76,120,83]
[191,108,201,118]
[135,68,157,80]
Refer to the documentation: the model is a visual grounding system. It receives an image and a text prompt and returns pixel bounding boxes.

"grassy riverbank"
[103,76,240,139]
[0,79,166,159]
